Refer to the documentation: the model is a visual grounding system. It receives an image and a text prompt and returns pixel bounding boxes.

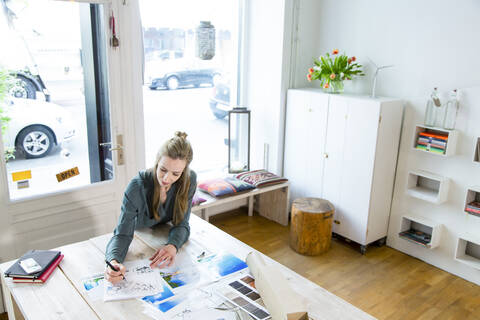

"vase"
[324,80,344,94]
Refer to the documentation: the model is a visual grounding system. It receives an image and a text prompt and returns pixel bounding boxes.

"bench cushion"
[235,169,288,187]
[198,177,255,197]
[192,192,207,205]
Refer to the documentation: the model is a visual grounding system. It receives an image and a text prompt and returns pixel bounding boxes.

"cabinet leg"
[377,237,387,247]
[360,245,367,255]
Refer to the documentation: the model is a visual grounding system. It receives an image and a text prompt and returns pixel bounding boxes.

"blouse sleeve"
[167,171,197,250]
[105,180,141,263]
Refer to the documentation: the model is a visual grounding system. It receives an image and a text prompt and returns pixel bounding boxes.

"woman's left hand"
[149,244,177,269]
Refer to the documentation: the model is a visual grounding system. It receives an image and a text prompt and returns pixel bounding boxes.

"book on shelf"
[415,144,446,154]
[399,229,431,246]
[467,201,480,209]
[418,132,448,141]
[418,137,447,147]
[13,254,64,283]
[465,202,480,216]
[4,250,61,279]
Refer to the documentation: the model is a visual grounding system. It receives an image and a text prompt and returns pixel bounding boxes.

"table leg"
[248,196,254,217]
[1,276,25,320]
[257,186,289,226]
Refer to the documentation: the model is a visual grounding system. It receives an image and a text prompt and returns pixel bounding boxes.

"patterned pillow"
[192,192,207,206]
[235,169,288,188]
[198,177,255,197]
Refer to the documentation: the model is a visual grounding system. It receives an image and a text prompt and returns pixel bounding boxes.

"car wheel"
[166,76,179,90]
[213,110,228,120]
[17,125,55,159]
[9,77,36,99]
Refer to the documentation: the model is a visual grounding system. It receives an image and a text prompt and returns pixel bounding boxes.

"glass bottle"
[443,89,459,130]
[424,88,441,127]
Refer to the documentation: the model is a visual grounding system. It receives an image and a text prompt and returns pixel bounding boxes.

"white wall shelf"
[455,234,480,270]
[399,215,442,249]
[473,138,480,163]
[406,170,450,204]
[412,125,458,157]
[464,187,480,217]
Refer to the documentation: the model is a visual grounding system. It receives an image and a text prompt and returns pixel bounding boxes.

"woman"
[105,131,196,284]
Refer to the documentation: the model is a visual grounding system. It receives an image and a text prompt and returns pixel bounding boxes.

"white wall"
[294,0,480,284]
[242,0,294,175]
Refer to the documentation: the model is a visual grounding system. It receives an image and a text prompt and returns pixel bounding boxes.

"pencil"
[105,260,126,280]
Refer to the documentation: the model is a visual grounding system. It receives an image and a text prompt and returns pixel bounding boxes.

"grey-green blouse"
[105,169,197,263]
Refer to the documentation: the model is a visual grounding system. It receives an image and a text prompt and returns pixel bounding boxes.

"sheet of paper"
[104,260,167,302]
[198,252,248,280]
[142,288,229,320]
[81,273,104,301]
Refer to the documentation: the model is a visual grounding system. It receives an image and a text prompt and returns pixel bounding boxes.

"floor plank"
[210,209,480,320]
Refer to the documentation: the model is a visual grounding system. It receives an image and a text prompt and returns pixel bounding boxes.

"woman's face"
[156,156,187,188]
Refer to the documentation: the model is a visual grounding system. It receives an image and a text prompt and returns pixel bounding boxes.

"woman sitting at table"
[105,131,196,284]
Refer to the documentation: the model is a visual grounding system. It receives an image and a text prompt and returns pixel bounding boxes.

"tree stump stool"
[289,198,334,255]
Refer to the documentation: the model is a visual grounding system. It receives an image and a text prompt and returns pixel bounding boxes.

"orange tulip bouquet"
[307,49,364,93]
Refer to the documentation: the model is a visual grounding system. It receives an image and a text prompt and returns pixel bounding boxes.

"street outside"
[5,83,228,200]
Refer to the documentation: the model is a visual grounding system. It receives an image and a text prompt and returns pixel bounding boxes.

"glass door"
[0,0,145,259]
[0,0,116,200]
[139,0,243,179]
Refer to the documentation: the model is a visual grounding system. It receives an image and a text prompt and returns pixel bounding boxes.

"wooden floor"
[1,210,479,320]
[210,209,480,320]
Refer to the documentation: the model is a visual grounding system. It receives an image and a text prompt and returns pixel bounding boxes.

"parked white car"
[2,98,75,159]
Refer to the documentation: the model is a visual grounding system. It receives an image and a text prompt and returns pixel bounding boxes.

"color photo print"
[217,274,271,320]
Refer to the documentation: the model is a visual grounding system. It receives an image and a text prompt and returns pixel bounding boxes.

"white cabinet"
[284,88,403,250]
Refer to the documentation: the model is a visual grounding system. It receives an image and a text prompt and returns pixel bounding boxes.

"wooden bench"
[192,182,290,226]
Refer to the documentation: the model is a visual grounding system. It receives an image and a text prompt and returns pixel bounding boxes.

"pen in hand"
[105,260,126,280]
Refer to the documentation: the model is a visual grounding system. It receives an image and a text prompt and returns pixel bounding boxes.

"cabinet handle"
[324,153,329,158]
[334,220,340,225]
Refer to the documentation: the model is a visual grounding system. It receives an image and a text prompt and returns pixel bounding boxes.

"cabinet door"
[284,90,328,203]
[322,95,348,232]
[326,97,380,244]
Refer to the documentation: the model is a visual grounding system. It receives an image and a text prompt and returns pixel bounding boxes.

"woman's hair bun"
[175,131,188,140]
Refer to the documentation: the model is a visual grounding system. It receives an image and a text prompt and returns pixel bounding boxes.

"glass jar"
[443,89,458,130]
[324,79,344,94]
[424,88,440,126]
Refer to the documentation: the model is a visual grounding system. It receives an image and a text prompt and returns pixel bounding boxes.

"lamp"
[195,21,215,60]
[228,107,250,173]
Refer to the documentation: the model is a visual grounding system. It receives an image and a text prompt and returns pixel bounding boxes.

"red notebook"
[13,254,64,283]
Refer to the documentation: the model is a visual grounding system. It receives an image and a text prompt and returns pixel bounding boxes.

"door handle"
[100,134,124,165]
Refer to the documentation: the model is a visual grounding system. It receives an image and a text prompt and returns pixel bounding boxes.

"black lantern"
[228,107,250,173]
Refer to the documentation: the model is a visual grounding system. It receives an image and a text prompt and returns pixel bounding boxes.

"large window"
[0,0,113,200]
[139,0,242,177]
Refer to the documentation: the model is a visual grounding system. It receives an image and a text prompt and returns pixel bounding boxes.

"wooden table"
[1,215,376,320]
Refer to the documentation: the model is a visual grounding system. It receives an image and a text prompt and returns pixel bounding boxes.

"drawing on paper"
[104,259,165,301]
[141,280,175,305]
[83,274,104,291]
[161,267,202,289]
[202,253,248,278]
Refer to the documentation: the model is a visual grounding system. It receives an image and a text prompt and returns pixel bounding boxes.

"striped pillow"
[235,170,288,188]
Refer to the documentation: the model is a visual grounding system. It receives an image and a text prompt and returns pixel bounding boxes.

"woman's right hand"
[104,260,126,284]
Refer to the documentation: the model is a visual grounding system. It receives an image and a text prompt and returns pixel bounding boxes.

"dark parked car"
[209,80,231,119]
[149,66,221,90]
